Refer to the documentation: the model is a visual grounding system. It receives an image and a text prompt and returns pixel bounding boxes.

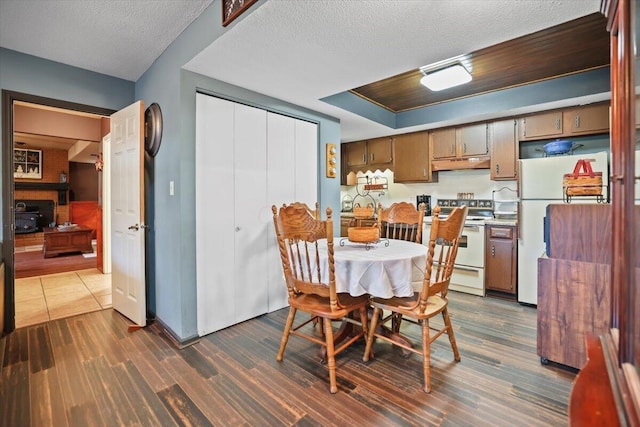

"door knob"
[235,226,241,232]
[128,224,139,231]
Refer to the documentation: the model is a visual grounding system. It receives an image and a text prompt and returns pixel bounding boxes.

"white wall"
[341,168,517,210]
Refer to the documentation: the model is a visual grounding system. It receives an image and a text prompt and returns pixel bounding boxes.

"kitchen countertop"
[484,219,518,226]
[340,212,377,219]
[422,216,517,226]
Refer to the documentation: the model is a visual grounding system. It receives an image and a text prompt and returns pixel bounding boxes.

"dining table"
[312,237,429,357]
[324,238,428,298]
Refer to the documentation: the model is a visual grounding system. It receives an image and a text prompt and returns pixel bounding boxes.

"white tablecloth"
[315,238,428,298]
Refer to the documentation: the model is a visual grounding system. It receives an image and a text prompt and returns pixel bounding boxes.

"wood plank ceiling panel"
[350,13,610,112]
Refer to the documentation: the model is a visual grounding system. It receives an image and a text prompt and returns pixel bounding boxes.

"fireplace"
[14,199,55,233]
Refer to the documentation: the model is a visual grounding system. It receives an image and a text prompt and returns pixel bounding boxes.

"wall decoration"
[222,0,258,27]
[14,148,42,179]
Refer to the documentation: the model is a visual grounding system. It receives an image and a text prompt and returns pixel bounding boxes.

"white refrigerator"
[517,151,609,305]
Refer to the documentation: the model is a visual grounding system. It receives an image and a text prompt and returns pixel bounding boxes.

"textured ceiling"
[185,0,603,140]
[0,0,603,142]
[0,0,213,81]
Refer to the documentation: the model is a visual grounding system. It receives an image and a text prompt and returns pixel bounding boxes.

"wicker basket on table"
[347,225,380,243]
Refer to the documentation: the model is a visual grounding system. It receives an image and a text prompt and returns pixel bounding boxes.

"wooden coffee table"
[43,226,94,258]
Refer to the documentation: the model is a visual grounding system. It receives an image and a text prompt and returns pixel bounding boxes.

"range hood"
[431,156,491,172]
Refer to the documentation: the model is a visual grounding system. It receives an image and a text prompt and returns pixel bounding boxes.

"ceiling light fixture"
[420,64,472,91]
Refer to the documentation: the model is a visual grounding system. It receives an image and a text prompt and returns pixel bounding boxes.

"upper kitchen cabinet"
[430,128,456,159]
[519,103,609,141]
[519,111,563,140]
[431,124,489,160]
[345,140,368,168]
[367,136,393,165]
[431,123,490,171]
[343,137,393,174]
[563,103,609,136]
[456,123,490,157]
[393,131,436,183]
[490,119,518,180]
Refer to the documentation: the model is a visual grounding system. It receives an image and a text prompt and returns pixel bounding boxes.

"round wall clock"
[145,103,163,157]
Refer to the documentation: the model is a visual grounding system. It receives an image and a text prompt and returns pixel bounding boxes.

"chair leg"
[421,319,432,393]
[442,308,461,361]
[358,307,369,340]
[323,317,338,394]
[277,307,297,362]
[391,312,403,333]
[363,307,381,362]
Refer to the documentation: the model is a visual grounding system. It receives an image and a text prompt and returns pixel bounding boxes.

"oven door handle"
[453,265,481,273]
[434,262,481,273]
[463,225,480,231]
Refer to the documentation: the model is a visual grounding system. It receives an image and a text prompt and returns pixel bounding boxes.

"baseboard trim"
[149,317,200,349]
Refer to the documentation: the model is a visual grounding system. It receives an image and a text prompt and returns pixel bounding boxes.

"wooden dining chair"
[271,203,370,393]
[377,202,426,244]
[363,205,468,393]
[377,201,427,333]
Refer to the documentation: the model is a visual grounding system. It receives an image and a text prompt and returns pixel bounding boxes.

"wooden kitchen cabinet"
[392,131,436,182]
[563,103,609,135]
[343,137,393,172]
[367,136,393,165]
[430,123,488,159]
[345,140,368,168]
[519,103,609,141]
[430,128,456,159]
[340,217,351,237]
[484,225,517,295]
[519,110,563,140]
[490,119,518,180]
[456,123,489,157]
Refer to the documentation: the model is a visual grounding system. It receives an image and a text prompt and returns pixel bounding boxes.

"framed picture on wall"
[14,148,42,179]
[222,0,258,27]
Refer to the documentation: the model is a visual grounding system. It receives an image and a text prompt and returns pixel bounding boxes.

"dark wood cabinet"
[392,131,435,182]
[345,140,367,168]
[519,103,609,141]
[342,137,393,173]
[519,111,563,140]
[367,136,393,165]
[490,119,517,180]
[456,123,489,157]
[564,103,609,136]
[431,124,488,159]
[430,128,456,159]
[484,225,517,294]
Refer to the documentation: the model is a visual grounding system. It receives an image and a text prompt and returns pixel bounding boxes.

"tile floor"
[14,268,112,329]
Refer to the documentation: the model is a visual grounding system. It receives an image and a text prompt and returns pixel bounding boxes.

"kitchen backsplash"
[340,169,517,211]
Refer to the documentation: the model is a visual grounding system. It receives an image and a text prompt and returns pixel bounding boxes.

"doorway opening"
[2,90,115,333]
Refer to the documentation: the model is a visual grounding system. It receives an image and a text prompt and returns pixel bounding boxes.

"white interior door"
[266,113,318,312]
[234,103,268,324]
[110,101,146,326]
[196,94,235,335]
[294,119,318,208]
[266,112,296,311]
[195,94,317,335]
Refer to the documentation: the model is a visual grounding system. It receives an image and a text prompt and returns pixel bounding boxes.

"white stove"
[422,199,493,296]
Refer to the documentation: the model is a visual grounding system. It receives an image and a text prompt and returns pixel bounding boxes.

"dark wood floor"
[0,292,576,426]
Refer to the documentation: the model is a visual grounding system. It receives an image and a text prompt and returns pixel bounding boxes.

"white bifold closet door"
[195,93,317,336]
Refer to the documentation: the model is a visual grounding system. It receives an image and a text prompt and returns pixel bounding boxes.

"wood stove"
[14,199,55,233]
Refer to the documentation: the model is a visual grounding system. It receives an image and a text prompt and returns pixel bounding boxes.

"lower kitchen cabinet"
[484,224,517,294]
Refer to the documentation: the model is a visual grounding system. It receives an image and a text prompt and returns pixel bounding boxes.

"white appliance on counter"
[517,151,609,305]
[423,199,493,296]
